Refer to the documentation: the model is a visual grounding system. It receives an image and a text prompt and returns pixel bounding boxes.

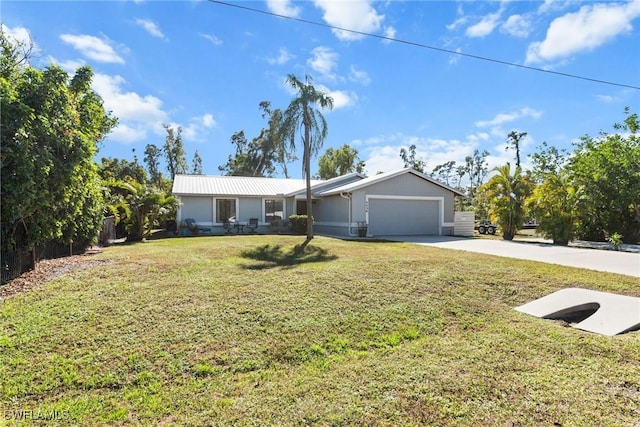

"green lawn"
[1,235,639,426]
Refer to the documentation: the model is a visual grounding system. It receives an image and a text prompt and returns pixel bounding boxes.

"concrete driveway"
[385,236,640,278]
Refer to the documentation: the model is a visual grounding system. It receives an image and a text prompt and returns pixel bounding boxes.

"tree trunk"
[303,107,313,243]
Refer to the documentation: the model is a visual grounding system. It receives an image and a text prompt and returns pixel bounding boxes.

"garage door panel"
[369,199,439,235]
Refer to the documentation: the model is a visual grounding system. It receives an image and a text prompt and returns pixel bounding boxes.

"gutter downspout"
[340,192,357,237]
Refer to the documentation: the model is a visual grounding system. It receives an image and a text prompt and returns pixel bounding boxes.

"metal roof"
[172,174,322,197]
[317,168,465,196]
[172,169,462,198]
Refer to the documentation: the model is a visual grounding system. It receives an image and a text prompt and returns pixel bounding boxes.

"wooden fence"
[1,216,115,285]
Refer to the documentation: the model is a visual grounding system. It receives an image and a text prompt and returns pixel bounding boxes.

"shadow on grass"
[240,243,338,270]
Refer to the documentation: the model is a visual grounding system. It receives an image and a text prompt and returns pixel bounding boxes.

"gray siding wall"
[238,198,262,222]
[312,195,350,237]
[181,196,213,223]
[362,174,456,223]
[313,196,348,223]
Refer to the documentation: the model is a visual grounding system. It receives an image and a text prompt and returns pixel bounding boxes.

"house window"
[264,199,284,222]
[216,199,236,223]
[296,200,306,215]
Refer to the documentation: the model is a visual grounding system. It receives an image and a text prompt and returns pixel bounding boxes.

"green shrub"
[288,215,313,235]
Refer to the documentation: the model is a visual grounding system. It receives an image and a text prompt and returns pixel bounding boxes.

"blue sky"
[4,0,640,178]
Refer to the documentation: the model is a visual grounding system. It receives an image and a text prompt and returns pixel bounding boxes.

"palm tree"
[104,179,177,241]
[480,163,532,240]
[281,74,334,243]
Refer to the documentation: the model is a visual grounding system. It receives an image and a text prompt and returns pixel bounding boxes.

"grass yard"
[1,235,639,426]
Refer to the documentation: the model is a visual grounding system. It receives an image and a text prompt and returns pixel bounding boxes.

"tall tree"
[479,163,533,241]
[191,150,203,175]
[431,161,457,187]
[219,102,293,177]
[144,143,163,187]
[260,101,296,178]
[568,109,640,243]
[1,29,116,252]
[281,74,334,242]
[219,131,256,176]
[317,144,365,179]
[162,123,187,180]
[506,131,527,168]
[464,149,490,206]
[399,144,426,173]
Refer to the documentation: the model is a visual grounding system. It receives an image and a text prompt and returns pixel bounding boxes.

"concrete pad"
[384,236,640,277]
[515,288,640,336]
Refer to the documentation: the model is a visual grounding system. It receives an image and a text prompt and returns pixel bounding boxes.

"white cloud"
[596,95,613,103]
[356,132,481,177]
[307,46,339,80]
[2,24,38,53]
[502,14,532,38]
[266,0,301,18]
[48,56,86,73]
[449,48,463,65]
[364,144,406,175]
[446,4,468,31]
[475,107,543,128]
[201,113,216,128]
[314,0,384,41]
[135,18,165,39]
[200,33,223,46]
[60,34,124,64]
[538,0,573,15]
[267,47,294,65]
[466,8,503,38]
[383,26,396,43]
[183,113,218,142]
[317,84,357,110]
[280,79,355,112]
[109,123,148,144]
[92,73,168,143]
[328,89,356,110]
[526,2,640,64]
[349,65,371,85]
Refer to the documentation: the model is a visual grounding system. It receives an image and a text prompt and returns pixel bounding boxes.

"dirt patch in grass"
[0,250,112,300]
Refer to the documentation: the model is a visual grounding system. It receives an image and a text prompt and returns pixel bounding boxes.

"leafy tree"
[399,144,426,173]
[162,123,187,180]
[219,131,262,176]
[219,102,295,178]
[568,109,640,243]
[317,144,365,179]
[259,101,296,178]
[103,179,176,241]
[144,143,164,187]
[431,160,458,187]
[433,150,489,212]
[528,141,568,183]
[527,171,581,245]
[99,157,146,184]
[1,29,116,252]
[479,163,533,240]
[525,142,580,245]
[464,149,490,201]
[281,74,334,242]
[191,150,203,175]
[506,131,527,168]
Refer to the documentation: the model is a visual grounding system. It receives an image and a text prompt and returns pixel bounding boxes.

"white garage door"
[368,199,439,236]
